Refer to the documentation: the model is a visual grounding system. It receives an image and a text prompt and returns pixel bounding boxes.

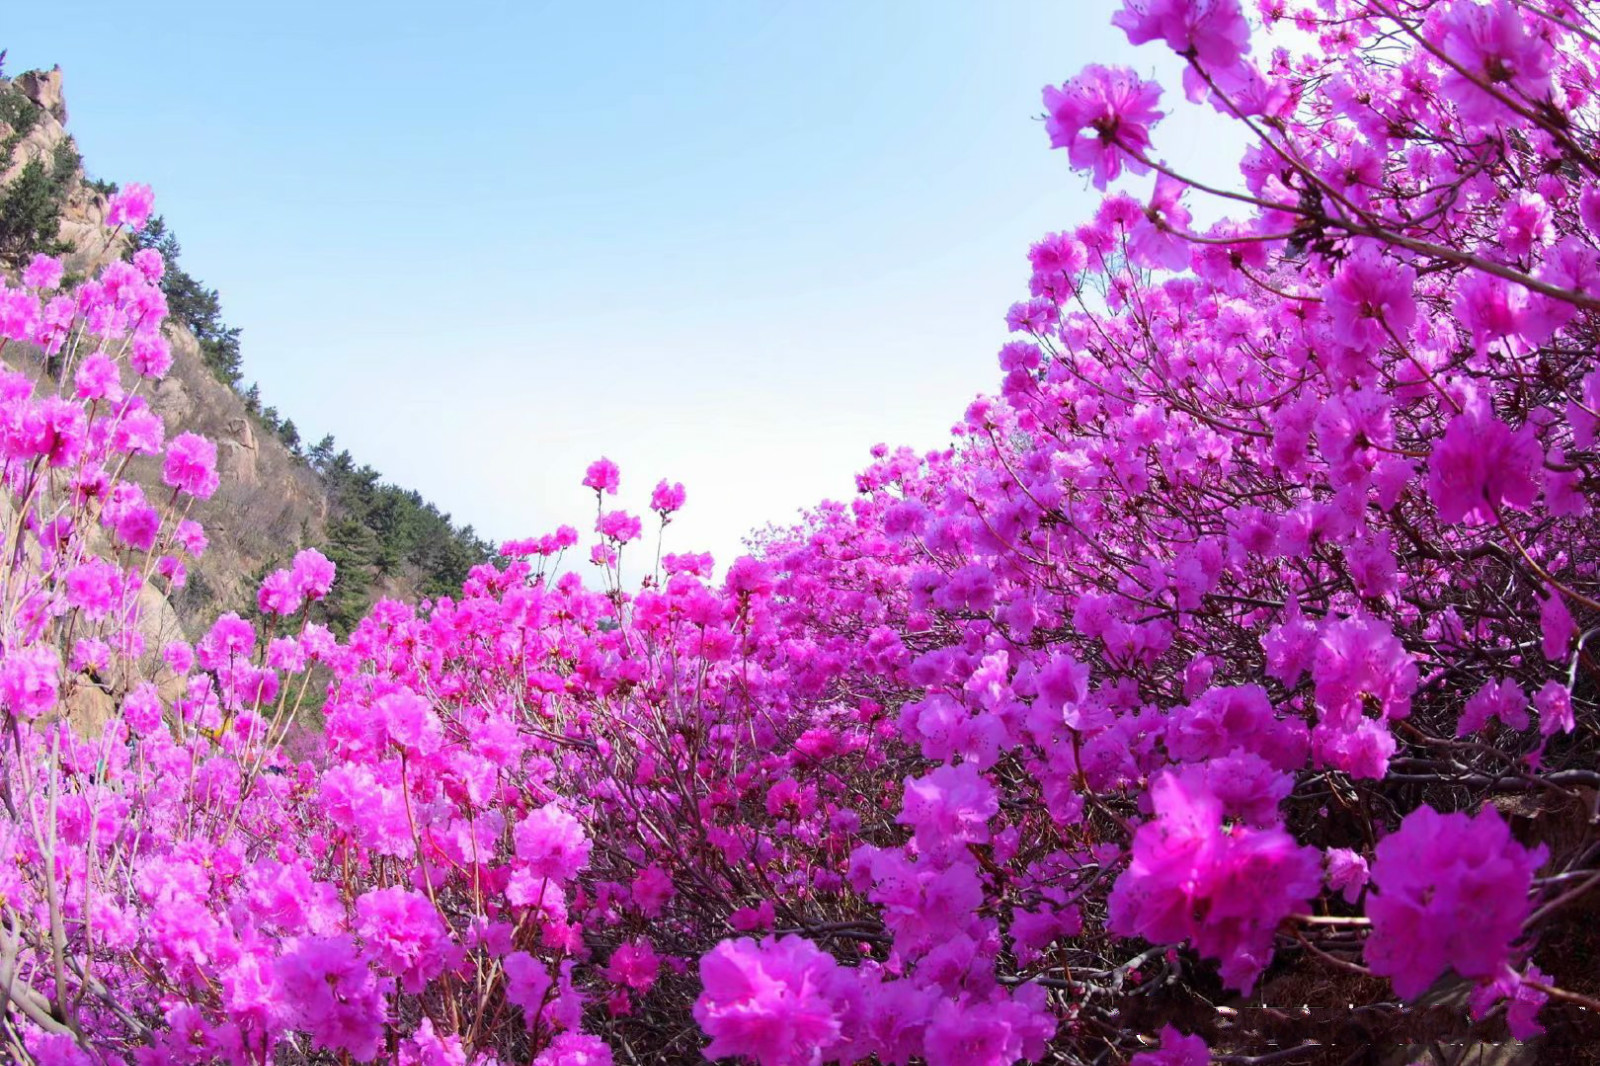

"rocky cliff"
[0,66,485,651]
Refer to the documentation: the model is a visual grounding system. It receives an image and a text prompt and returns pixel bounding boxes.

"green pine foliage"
[0,77,75,266]
[0,79,40,147]
[0,158,69,262]
[130,216,244,386]
[311,445,495,618]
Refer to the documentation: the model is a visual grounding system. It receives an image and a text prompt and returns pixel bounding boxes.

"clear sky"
[4,1,1244,570]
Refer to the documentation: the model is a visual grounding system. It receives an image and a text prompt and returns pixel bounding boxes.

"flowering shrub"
[3,0,1600,1063]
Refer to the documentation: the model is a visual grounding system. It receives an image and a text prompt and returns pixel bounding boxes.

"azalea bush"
[2,0,1600,1063]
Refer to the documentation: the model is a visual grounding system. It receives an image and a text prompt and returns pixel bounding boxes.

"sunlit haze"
[5,0,1243,569]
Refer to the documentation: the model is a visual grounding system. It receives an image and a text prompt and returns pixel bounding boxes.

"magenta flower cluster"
[1,0,1597,1062]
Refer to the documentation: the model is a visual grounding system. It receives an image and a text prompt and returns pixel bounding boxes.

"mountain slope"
[0,63,495,638]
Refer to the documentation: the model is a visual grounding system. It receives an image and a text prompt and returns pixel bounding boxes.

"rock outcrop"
[15,66,64,122]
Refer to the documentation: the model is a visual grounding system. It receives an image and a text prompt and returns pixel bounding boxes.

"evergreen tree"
[308,435,336,470]
[0,158,69,263]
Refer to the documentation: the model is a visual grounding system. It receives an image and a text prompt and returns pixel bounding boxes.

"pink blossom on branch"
[106,182,155,230]
[596,509,642,544]
[1107,771,1321,991]
[1043,65,1164,189]
[1325,243,1417,355]
[693,936,846,1066]
[1113,0,1251,69]
[1426,402,1542,525]
[1130,1026,1210,1066]
[583,456,621,495]
[22,254,63,291]
[162,431,221,499]
[1128,172,1193,270]
[1365,806,1545,999]
[293,547,337,599]
[1431,0,1554,127]
[651,478,687,515]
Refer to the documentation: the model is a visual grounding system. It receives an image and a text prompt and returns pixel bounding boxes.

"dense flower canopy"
[2,0,1600,1062]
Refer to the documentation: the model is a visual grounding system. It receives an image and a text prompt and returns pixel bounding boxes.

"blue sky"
[5,1,1245,569]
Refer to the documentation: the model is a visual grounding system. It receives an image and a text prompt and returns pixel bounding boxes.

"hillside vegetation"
[0,63,494,641]
[2,4,1600,1065]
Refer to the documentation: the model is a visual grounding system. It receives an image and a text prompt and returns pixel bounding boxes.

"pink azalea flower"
[1325,848,1370,904]
[693,936,846,1066]
[355,887,458,994]
[73,351,123,402]
[1534,681,1575,737]
[605,938,660,992]
[1325,243,1417,354]
[1365,806,1545,998]
[293,548,337,599]
[1433,0,1553,126]
[0,646,60,719]
[258,569,305,616]
[106,182,155,230]
[514,802,592,883]
[1044,65,1165,189]
[22,254,63,291]
[535,1033,614,1066]
[1128,172,1193,269]
[1426,402,1542,525]
[1540,588,1576,661]
[1468,964,1549,1040]
[132,247,165,281]
[922,987,1055,1066]
[1114,0,1251,69]
[897,762,998,859]
[278,935,388,1061]
[163,431,221,499]
[583,457,621,495]
[130,332,173,377]
[596,509,642,543]
[504,951,554,1022]
[1313,615,1417,729]
[651,479,686,515]
[1456,678,1527,737]
[1107,771,1321,991]
[1453,272,1531,354]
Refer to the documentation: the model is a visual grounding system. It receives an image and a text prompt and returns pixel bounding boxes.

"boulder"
[217,415,261,486]
[15,66,66,122]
